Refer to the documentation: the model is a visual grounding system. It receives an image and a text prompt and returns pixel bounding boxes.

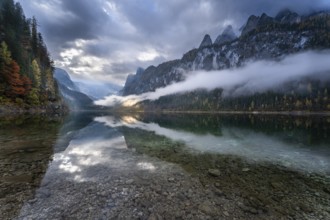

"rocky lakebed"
[0,114,330,219]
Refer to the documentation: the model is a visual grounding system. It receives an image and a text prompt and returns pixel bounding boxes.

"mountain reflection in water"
[1,113,329,219]
[95,114,330,175]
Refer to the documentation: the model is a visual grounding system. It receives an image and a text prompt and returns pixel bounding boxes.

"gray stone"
[271,182,283,190]
[199,201,215,215]
[208,169,221,177]
[148,213,158,220]
[126,179,134,184]
[223,211,230,216]
[37,188,51,198]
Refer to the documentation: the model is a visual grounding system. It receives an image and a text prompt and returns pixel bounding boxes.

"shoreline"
[111,109,330,116]
[0,103,69,116]
[2,104,330,117]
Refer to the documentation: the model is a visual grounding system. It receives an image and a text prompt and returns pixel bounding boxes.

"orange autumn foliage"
[4,60,26,97]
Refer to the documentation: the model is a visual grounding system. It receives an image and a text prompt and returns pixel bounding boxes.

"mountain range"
[120,9,330,112]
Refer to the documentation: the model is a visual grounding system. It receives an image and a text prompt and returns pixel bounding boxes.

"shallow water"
[96,114,330,175]
[0,113,329,219]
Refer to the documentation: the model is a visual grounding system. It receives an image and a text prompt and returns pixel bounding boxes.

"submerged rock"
[242,168,250,172]
[126,179,134,184]
[208,169,221,177]
[198,200,216,215]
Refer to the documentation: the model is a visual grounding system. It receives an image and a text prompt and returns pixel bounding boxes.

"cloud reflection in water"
[53,123,130,182]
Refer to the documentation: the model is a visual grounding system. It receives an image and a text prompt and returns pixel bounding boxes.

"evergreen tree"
[31,16,38,57]
[0,0,59,106]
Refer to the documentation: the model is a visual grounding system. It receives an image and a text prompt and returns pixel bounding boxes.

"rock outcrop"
[199,34,213,48]
[275,9,301,24]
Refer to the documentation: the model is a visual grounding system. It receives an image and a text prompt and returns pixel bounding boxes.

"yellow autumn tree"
[31,59,41,90]
[45,67,56,99]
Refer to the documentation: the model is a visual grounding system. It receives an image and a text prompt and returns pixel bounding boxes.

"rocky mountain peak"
[258,13,274,26]
[275,9,301,24]
[275,9,294,20]
[124,74,135,87]
[136,67,145,76]
[124,67,145,88]
[214,25,237,46]
[199,34,213,48]
[241,15,259,36]
[241,11,303,36]
[122,10,330,96]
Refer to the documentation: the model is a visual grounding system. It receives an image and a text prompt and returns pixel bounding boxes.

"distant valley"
[54,68,121,110]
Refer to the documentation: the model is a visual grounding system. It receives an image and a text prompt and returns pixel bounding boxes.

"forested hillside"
[142,85,330,112]
[0,0,60,110]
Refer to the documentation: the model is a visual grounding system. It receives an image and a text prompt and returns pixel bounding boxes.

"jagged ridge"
[122,10,330,96]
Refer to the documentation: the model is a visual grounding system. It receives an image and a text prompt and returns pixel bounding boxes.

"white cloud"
[137,49,160,62]
[95,51,330,106]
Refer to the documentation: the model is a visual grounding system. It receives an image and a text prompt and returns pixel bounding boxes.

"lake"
[0,113,329,219]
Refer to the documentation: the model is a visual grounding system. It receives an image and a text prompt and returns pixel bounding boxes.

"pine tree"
[0,0,59,106]
[31,16,38,57]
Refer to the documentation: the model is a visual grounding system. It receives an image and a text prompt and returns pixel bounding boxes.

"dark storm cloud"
[16,0,330,84]
[44,18,95,45]
[105,56,167,76]
[17,0,112,61]
[208,0,330,26]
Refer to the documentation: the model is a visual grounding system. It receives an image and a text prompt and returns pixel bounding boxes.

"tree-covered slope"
[0,0,62,111]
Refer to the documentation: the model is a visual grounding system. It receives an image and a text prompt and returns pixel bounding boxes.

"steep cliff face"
[54,68,94,110]
[122,10,330,96]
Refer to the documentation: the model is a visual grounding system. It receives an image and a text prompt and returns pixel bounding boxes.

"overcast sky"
[17,0,330,85]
